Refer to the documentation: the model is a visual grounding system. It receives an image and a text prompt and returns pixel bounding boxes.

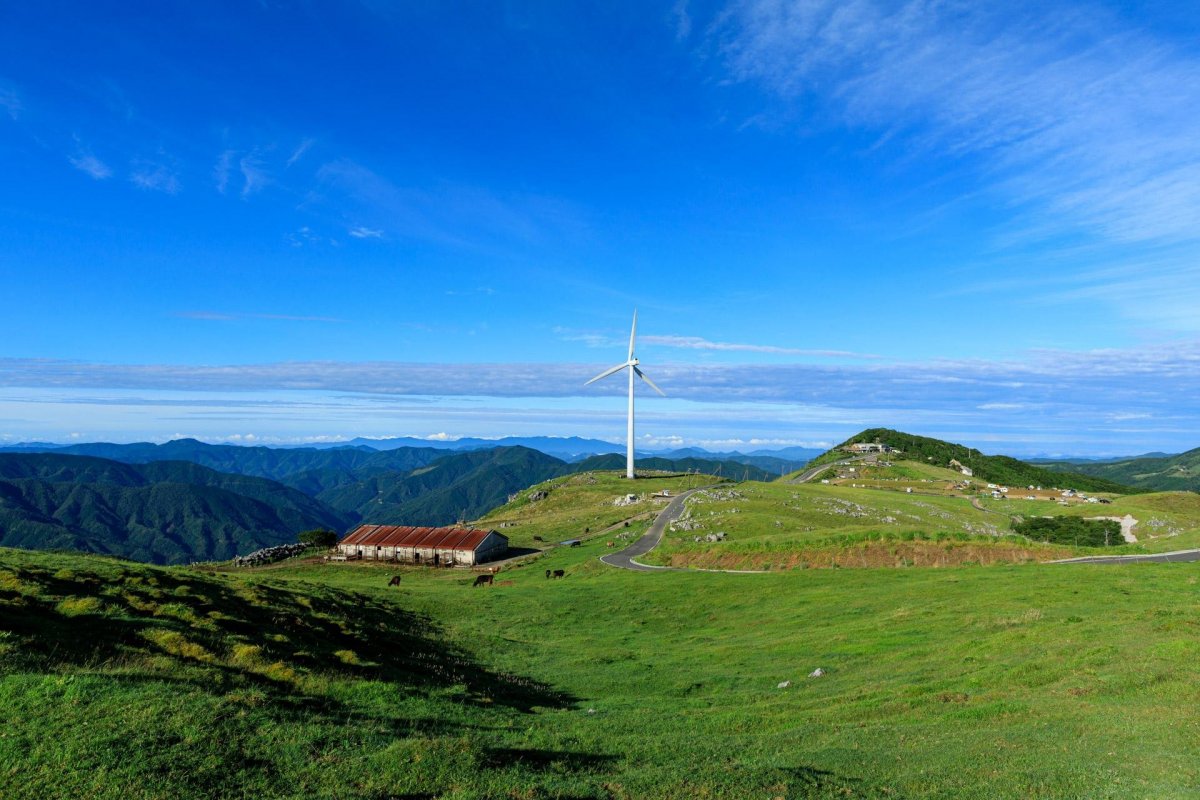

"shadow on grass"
[482,747,618,773]
[0,556,576,715]
[783,765,904,799]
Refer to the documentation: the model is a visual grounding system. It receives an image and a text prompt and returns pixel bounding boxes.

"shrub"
[1013,516,1121,547]
[298,528,339,548]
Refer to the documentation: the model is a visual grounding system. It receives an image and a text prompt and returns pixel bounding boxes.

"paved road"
[600,488,704,571]
[1050,549,1200,565]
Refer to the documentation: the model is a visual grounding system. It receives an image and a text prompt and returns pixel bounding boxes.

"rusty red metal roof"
[339,524,502,550]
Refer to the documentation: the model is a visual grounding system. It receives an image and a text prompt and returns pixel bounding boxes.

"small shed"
[337,525,508,566]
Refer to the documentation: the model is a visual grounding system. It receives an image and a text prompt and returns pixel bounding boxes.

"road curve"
[600,488,704,571]
[1049,548,1200,565]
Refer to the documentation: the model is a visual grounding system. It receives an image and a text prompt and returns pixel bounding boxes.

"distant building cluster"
[845,442,899,454]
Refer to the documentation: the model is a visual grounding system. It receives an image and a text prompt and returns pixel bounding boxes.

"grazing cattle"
[584,527,590,533]
[545,569,551,579]
[606,541,615,547]
[570,541,582,548]
[387,576,402,587]
[553,569,565,579]
[473,574,494,587]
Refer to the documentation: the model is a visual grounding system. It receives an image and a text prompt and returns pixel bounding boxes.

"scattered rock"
[233,542,309,567]
[808,668,825,678]
[777,680,791,689]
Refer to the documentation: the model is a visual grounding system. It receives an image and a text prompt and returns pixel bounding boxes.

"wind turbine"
[585,310,665,479]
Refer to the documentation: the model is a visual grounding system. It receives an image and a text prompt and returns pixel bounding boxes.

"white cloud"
[214,150,234,194]
[348,226,383,239]
[286,137,314,167]
[69,153,112,180]
[130,159,180,194]
[239,152,268,198]
[556,327,877,358]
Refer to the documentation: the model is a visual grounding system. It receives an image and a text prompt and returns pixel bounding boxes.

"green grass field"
[4,471,1200,798]
[646,481,1076,569]
[977,491,1200,553]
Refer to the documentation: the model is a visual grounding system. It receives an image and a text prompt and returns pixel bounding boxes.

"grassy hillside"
[816,428,1134,494]
[645,481,1078,569]
[977,490,1200,552]
[0,548,572,799]
[7,538,1200,798]
[0,454,350,564]
[478,470,719,548]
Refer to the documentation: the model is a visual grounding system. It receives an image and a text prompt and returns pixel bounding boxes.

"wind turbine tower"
[585,310,665,479]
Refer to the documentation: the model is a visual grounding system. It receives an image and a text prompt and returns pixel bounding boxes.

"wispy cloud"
[672,0,692,41]
[286,137,314,167]
[347,225,383,239]
[173,311,344,323]
[314,158,580,252]
[239,152,269,198]
[214,150,234,194]
[0,81,21,119]
[718,1,1200,324]
[130,158,180,194]
[722,2,1200,243]
[642,334,878,359]
[556,327,877,358]
[68,143,112,180]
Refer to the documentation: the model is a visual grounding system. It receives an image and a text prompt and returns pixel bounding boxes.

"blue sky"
[3,1,1200,456]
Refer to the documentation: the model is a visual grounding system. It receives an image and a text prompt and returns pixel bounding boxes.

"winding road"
[600,488,703,571]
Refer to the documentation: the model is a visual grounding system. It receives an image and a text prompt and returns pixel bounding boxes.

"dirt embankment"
[663,540,1075,571]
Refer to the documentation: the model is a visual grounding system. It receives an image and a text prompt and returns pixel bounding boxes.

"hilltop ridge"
[807,428,1133,494]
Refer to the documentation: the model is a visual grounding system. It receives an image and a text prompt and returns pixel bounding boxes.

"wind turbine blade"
[628,309,638,361]
[634,366,666,396]
[585,362,628,385]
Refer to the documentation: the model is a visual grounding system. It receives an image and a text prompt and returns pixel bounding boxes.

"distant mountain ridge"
[1,437,820,469]
[0,453,351,564]
[1036,447,1200,493]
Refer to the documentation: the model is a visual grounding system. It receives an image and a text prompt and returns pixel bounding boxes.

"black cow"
[473,574,494,587]
[387,576,402,587]
[553,569,565,579]
[545,569,552,579]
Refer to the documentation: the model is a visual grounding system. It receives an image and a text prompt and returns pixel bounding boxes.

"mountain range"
[0,441,779,564]
[1036,447,1200,493]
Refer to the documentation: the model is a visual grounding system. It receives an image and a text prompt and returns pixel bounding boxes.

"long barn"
[336,525,508,566]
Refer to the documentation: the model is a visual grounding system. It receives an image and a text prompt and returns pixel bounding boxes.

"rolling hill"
[813,428,1133,494]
